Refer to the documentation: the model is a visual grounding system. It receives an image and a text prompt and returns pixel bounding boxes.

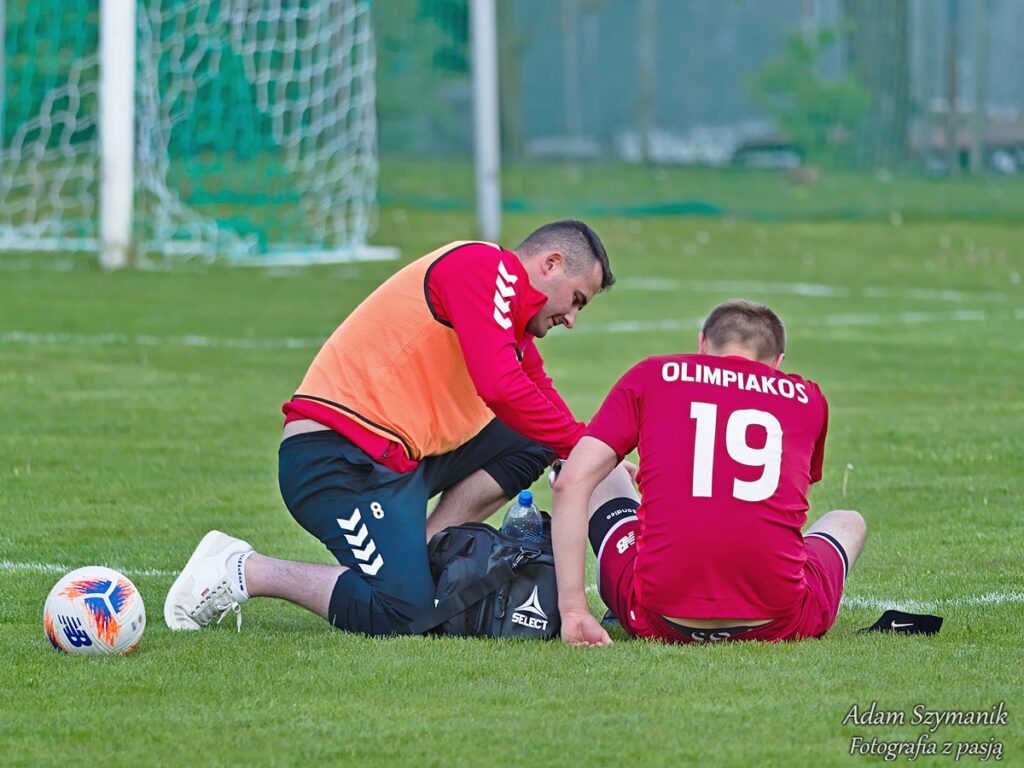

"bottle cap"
[517,490,533,506]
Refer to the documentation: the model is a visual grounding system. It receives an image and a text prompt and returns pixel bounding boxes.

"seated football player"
[551,298,867,646]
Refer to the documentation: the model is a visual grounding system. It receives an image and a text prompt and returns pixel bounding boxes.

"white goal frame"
[0,0,397,268]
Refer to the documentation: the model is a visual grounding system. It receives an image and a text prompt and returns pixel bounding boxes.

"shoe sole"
[163,529,238,631]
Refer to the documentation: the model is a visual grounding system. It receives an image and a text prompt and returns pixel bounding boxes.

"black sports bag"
[409,516,560,639]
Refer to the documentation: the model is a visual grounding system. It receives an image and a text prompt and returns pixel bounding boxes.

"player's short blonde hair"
[702,299,786,362]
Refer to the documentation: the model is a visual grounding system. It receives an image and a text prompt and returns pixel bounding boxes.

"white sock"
[226,550,253,602]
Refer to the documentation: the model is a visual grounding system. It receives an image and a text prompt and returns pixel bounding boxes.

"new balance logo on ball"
[511,585,548,631]
[59,614,93,647]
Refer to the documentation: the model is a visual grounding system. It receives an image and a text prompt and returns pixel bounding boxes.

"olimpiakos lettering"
[661,361,809,404]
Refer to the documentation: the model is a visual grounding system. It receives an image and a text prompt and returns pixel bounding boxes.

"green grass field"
[1,208,1022,766]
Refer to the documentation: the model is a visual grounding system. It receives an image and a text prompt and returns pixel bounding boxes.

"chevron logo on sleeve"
[498,260,518,285]
[494,260,518,330]
[337,508,384,576]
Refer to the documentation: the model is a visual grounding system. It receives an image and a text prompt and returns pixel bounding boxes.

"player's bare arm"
[551,435,618,647]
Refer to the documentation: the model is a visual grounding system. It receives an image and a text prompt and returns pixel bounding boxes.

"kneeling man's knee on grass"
[329,570,434,636]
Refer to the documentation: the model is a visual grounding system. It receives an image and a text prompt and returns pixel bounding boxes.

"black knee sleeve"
[484,441,555,499]
[588,497,640,554]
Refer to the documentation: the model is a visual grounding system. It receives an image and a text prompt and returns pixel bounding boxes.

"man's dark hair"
[702,299,786,362]
[514,219,615,291]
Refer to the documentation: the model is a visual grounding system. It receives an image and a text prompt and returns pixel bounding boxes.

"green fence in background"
[375,0,1024,223]
[1,0,1020,262]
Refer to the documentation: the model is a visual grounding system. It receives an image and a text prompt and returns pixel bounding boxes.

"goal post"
[469,0,502,244]
[0,0,396,267]
[99,0,135,270]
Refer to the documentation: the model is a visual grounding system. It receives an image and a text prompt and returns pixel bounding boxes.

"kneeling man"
[552,299,866,646]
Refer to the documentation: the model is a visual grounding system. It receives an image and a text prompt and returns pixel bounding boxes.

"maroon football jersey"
[586,353,828,619]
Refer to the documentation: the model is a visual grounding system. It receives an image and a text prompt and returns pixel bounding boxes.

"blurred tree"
[375,0,472,155]
[749,26,870,166]
[378,0,527,159]
[420,0,470,73]
[637,0,656,163]
[944,0,960,175]
[498,0,526,160]
[844,0,911,167]
[969,0,987,175]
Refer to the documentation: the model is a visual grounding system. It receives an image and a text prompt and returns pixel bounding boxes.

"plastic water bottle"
[500,490,544,542]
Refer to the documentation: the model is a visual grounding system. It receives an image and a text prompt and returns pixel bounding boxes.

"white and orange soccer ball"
[43,566,146,655]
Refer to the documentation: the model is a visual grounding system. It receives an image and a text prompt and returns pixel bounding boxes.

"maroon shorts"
[590,499,848,643]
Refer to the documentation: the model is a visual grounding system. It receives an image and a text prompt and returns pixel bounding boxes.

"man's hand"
[560,609,613,647]
[552,437,620,648]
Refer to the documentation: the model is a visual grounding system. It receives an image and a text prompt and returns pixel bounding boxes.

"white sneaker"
[164,530,253,631]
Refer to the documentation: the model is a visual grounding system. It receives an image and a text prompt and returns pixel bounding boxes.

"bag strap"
[409,551,534,636]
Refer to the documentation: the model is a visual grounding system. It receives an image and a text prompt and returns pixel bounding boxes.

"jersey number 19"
[690,402,782,502]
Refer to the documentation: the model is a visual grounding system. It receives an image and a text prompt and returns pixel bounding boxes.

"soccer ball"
[43,566,146,655]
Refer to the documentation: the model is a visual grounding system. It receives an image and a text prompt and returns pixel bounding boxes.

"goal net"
[0,0,387,264]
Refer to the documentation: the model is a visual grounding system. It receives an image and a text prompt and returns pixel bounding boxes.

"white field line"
[0,258,80,272]
[585,318,702,334]
[567,309,1003,335]
[0,330,324,350]
[0,559,176,578]
[820,309,989,326]
[618,276,1014,304]
[840,592,1024,613]
[582,583,1024,612]
[621,277,847,297]
[5,559,1022,613]
[0,307,1012,351]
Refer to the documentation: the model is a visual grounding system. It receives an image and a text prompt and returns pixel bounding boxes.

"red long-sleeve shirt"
[283,241,585,470]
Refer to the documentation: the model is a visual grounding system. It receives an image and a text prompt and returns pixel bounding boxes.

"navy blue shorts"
[278,420,552,636]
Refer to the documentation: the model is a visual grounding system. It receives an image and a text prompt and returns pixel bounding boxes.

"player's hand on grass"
[561,610,612,647]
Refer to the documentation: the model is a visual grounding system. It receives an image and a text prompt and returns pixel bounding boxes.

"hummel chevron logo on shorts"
[493,260,518,330]
[337,508,384,576]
